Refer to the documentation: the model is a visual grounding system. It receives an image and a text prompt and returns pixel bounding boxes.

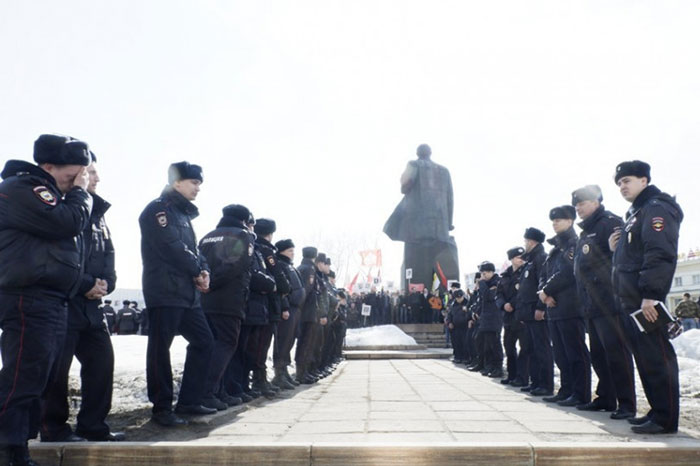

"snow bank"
[672,329,700,396]
[673,329,700,359]
[344,325,417,347]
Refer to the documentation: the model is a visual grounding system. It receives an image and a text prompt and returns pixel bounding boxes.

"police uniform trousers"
[481,330,503,372]
[204,314,242,399]
[623,316,679,431]
[549,317,591,402]
[515,323,531,384]
[41,323,114,440]
[589,314,636,412]
[295,321,317,374]
[248,323,275,371]
[525,319,553,391]
[146,306,213,413]
[0,293,67,446]
[465,325,478,363]
[310,322,325,372]
[332,321,346,359]
[502,320,519,380]
[273,308,300,369]
[321,321,336,368]
[225,324,252,396]
[451,325,468,361]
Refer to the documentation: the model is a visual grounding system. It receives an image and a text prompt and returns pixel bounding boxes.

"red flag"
[347,272,360,293]
[435,261,448,287]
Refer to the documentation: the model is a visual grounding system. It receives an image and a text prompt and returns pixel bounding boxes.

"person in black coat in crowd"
[475,261,503,378]
[102,300,116,334]
[517,227,554,397]
[252,218,292,393]
[295,247,327,384]
[539,205,591,407]
[116,300,138,335]
[139,161,215,427]
[496,247,527,386]
[0,134,92,466]
[273,239,306,389]
[198,204,253,410]
[446,289,470,363]
[610,160,683,434]
[41,151,124,443]
[572,185,636,420]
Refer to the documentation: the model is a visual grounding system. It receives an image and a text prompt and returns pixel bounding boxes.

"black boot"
[272,367,295,390]
[284,367,300,386]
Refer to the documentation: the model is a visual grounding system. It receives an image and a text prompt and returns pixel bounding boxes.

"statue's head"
[416,144,431,159]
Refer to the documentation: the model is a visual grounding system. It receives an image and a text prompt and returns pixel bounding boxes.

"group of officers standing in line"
[446,159,683,436]
[0,134,347,466]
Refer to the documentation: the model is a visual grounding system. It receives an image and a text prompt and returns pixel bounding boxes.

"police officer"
[252,219,291,392]
[309,254,331,378]
[102,300,116,334]
[446,289,470,363]
[332,290,348,363]
[320,267,340,373]
[198,204,254,410]
[272,239,306,388]
[139,161,215,427]
[517,227,554,397]
[0,134,92,466]
[41,151,124,443]
[610,160,683,434]
[496,247,527,385]
[116,300,137,335]
[295,247,326,384]
[475,262,503,378]
[539,206,591,407]
[572,185,636,419]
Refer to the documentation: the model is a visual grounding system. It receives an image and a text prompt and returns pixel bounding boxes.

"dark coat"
[446,299,471,327]
[116,305,138,334]
[139,188,208,309]
[477,274,502,332]
[612,185,683,312]
[244,243,276,325]
[496,265,522,329]
[199,217,253,319]
[515,242,547,322]
[255,237,291,323]
[542,227,583,321]
[298,258,322,323]
[574,205,623,318]
[69,193,117,330]
[383,157,454,242]
[0,160,92,298]
[277,254,305,312]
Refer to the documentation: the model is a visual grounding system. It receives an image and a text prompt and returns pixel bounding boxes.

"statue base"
[402,237,460,292]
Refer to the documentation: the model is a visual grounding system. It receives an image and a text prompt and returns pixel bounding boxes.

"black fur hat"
[254,218,276,236]
[302,246,318,259]
[478,261,495,273]
[615,160,651,184]
[222,204,250,223]
[168,161,203,184]
[275,239,295,252]
[549,205,576,221]
[507,246,525,260]
[34,134,91,166]
[524,227,546,243]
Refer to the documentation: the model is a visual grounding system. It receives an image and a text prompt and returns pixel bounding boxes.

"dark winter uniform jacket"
[612,185,683,312]
[277,254,306,313]
[199,217,253,319]
[244,242,277,325]
[496,265,522,330]
[515,242,547,322]
[69,193,116,330]
[255,237,291,323]
[476,274,502,332]
[139,187,208,309]
[0,160,92,298]
[574,205,623,318]
[446,299,471,327]
[298,258,322,323]
[542,227,583,321]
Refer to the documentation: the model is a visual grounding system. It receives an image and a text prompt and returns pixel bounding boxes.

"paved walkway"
[188,359,700,445]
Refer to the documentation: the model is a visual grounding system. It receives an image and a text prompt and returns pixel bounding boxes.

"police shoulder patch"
[155,211,168,227]
[582,244,590,255]
[33,186,57,206]
[651,217,665,232]
[267,255,276,267]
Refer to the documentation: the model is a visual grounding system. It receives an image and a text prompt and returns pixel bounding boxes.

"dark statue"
[384,144,460,290]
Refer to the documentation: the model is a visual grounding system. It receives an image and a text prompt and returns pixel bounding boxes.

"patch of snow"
[344,325,417,347]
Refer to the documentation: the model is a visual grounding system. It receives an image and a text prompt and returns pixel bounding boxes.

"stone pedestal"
[402,237,459,291]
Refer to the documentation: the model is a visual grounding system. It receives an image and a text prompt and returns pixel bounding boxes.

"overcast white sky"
[1,1,698,290]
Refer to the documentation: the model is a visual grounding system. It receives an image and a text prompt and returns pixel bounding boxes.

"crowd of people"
[442,161,683,438]
[0,134,684,466]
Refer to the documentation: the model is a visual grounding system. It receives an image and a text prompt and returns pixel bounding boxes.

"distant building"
[667,255,700,309]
